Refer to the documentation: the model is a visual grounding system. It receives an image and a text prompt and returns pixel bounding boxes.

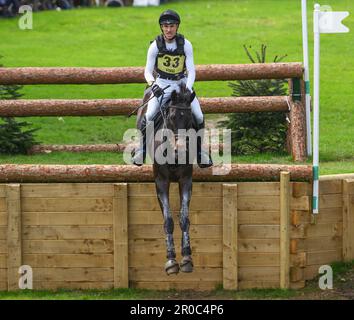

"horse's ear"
[171,90,178,104]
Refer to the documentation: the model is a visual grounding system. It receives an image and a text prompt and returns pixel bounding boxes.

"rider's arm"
[144,41,158,86]
[184,39,196,91]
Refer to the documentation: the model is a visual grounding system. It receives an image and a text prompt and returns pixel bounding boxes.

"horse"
[137,83,196,275]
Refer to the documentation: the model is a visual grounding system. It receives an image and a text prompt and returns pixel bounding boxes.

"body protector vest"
[153,34,186,80]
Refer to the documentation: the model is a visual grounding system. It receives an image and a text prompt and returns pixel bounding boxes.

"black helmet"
[159,10,181,25]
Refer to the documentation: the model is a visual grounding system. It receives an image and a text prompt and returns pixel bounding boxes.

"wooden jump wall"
[0,175,353,291]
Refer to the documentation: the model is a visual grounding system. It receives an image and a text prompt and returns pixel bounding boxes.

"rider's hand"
[152,84,164,98]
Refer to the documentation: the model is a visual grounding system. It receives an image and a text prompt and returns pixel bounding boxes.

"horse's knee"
[164,215,174,234]
[179,213,190,231]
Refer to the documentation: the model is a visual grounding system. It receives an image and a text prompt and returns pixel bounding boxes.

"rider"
[132,9,213,168]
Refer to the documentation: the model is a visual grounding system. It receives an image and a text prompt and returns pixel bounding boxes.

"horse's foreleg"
[155,178,179,275]
[179,177,194,272]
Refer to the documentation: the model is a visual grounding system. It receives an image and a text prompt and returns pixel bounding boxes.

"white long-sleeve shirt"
[144,37,196,91]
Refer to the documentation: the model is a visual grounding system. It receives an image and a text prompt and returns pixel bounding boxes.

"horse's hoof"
[165,259,180,275]
[180,256,194,273]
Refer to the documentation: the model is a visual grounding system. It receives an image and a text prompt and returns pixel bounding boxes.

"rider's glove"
[152,84,164,98]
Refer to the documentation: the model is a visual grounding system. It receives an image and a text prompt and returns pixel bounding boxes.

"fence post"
[113,183,129,288]
[343,179,354,261]
[280,172,290,289]
[222,184,238,290]
[287,78,307,162]
[6,184,22,291]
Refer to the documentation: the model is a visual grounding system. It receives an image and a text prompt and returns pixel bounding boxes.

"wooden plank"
[22,198,113,212]
[238,225,304,239]
[297,237,342,252]
[0,226,7,240]
[292,208,342,225]
[23,254,114,268]
[22,226,112,240]
[128,182,223,197]
[22,212,113,226]
[0,198,6,213]
[23,240,114,254]
[0,240,7,254]
[238,196,309,211]
[6,184,22,291]
[131,281,218,291]
[0,255,7,268]
[239,253,279,267]
[113,183,128,288]
[343,180,354,261]
[280,171,290,289]
[130,239,222,254]
[238,280,279,289]
[128,196,222,211]
[129,252,222,268]
[238,266,280,282]
[129,225,222,240]
[31,268,114,281]
[0,185,5,197]
[306,249,342,266]
[319,180,342,195]
[20,183,114,198]
[238,239,280,253]
[129,210,222,225]
[129,267,222,282]
[222,184,238,290]
[319,194,342,209]
[305,223,342,238]
[0,280,7,290]
[292,182,311,197]
[0,213,7,226]
[290,267,304,282]
[343,179,354,195]
[32,281,114,290]
[238,211,279,225]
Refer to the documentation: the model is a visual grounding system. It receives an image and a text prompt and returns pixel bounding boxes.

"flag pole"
[313,3,321,214]
[301,0,312,156]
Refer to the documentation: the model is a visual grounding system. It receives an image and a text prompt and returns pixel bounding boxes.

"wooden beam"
[280,172,290,289]
[0,164,313,183]
[6,184,22,291]
[343,179,354,261]
[0,63,304,85]
[0,96,290,117]
[287,79,307,162]
[222,184,238,290]
[113,183,129,288]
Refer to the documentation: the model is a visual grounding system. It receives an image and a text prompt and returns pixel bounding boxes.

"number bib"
[157,54,186,75]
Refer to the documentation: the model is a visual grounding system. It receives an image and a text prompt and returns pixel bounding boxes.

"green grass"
[0,0,353,174]
[1,260,353,300]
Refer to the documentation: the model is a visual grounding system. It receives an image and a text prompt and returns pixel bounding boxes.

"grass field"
[0,0,353,174]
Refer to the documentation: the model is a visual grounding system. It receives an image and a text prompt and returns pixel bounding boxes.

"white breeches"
[145,77,204,125]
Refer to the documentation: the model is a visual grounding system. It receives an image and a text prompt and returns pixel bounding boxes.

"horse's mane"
[170,83,192,106]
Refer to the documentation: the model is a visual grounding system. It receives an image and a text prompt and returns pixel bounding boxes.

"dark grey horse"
[139,84,195,275]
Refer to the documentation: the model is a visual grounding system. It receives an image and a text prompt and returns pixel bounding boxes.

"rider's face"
[161,24,178,41]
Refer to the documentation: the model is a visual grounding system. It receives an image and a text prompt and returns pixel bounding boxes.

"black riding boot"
[131,115,147,166]
[196,120,213,168]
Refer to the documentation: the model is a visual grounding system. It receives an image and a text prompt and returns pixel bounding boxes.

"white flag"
[319,11,350,33]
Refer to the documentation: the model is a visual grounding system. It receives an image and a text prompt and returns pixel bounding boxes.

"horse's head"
[166,83,193,132]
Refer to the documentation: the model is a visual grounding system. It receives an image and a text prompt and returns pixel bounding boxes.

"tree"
[0,56,40,154]
[219,45,288,155]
